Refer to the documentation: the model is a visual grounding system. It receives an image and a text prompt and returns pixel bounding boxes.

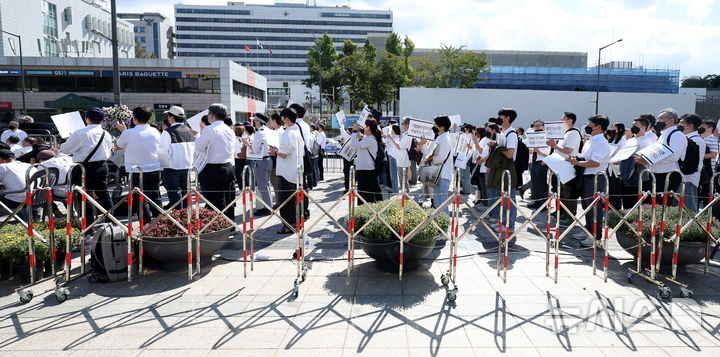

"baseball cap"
[86,107,106,121]
[164,105,185,118]
[253,113,268,124]
[36,150,56,161]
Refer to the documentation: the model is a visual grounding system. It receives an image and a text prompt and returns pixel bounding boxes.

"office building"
[0,0,135,58]
[0,57,266,123]
[118,12,175,59]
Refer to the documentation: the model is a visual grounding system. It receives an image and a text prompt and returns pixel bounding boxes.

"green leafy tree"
[411,44,490,88]
[338,39,375,112]
[303,33,345,113]
[382,33,414,114]
[681,74,720,88]
[135,40,149,58]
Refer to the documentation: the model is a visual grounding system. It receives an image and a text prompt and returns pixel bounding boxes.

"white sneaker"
[572,232,588,240]
[579,237,596,248]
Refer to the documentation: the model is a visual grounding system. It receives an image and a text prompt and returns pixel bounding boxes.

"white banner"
[637,142,674,165]
[51,111,85,138]
[544,121,565,140]
[610,138,638,162]
[524,132,547,148]
[406,118,435,141]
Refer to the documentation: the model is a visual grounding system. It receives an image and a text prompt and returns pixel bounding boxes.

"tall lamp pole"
[2,30,26,115]
[110,0,121,106]
[595,38,623,114]
[310,32,322,120]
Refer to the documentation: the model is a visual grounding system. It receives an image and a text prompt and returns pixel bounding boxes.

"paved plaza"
[1,171,719,356]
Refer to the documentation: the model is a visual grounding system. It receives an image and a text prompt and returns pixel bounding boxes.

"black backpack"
[509,131,529,179]
[566,127,584,154]
[668,129,700,175]
[367,138,386,177]
[296,123,314,176]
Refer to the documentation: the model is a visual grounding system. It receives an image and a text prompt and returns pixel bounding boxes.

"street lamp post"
[109,0,121,106]
[595,38,623,114]
[2,30,26,115]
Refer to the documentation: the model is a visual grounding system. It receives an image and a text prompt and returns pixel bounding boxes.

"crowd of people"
[1,104,719,246]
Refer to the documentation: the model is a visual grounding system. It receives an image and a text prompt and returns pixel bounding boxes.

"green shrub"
[608,205,719,243]
[0,220,82,264]
[350,199,450,244]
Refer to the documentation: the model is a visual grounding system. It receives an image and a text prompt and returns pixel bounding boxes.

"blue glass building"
[476,66,679,94]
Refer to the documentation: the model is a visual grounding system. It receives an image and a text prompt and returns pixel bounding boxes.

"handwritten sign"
[542,152,575,184]
[406,118,435,141]
[610,138,638,162]
[338,140,357,161]
[51,111,85,138]
[637,142,674,165]
[524,132,547,148]
[544,121,565,140]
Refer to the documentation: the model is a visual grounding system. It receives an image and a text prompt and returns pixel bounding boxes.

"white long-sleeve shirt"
[650,126,687,174]
[350,134,378,171]
[432,132,455,180]
[581,133,612,176]
[60,124,113,163]
[194,121,235,165]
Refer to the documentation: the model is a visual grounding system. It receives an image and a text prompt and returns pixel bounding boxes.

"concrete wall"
[399,87,696,129]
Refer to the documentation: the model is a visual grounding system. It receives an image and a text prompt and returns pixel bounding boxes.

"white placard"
[449,114,462,128]
[610,138,638,162]
[186,109,208,132]
[542,152,576,184]
[265,128,279,148]
[338,140,357,161]
[357,106,371,128]
[336,110,346,128]
[51,111,85,138]
[524,132,547,148]
[406,118,435,141]
[637,142,674,165]
[454,152,470,169]
[455,134,471,156]
[544,121,565,140]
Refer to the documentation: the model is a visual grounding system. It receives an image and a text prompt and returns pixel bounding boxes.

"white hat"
[164,106,185,118]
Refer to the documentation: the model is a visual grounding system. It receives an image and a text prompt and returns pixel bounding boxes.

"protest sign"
[524,132,547,148]
[186,109,208,132]
[338,140,357,161]
[542,152,575,184]
[357,106,371,128]
[637,142,673,165]
[610,138,638,162]
[51,111,85,138]
[448,114,462,128]
[406,118,435,141]
[336,110,346,128]
[544,121,565,140]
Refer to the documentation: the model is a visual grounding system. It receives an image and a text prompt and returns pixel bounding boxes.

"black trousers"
[608,174,623,210]
[356,169,381,204]
[130,171,162,220]
[277,176,297,229]
[199,163,235,221]
[343,158,351,192]
[559,179,578,219]
[580,175,606,239]
[71,161,113,223]
[653,171,682,207]
[318,149,324,181]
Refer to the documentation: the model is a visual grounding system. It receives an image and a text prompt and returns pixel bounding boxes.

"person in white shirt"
[158,106,194,209]
[459,124,476,195]
[0,149,37,220]
[115,105,162,219]
[269,107,304,234]
[289,103,315,189]
[421,115,455,214]
[640,113,659,143]
[268,113,284,203]
[60,107,114,223]
[636,108,687,206]
[566,114,612,247]
[619,117,654,209]
[699,120,718,200]
[547,112,583,224]
[14,137,34,158]
[679,114,706,212]
[386,123,413,193]
[1,121,27,144]
[486,108,519,231]
[351,118,383,204]
[6,135,22,156]
[194,103,237,221]
[247,113,273,216]
[316,123,327,181]
[36,150,74,216]
[525,120,551,209]
[607,122,627,210]
[472,125,492,206]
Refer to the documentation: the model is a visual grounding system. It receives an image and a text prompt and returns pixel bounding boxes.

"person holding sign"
[421,115,455,214]
[607,123,627,210]
[565,115,611,247]
[635,108,687,206]
[60,107,114,223]
[546,112,582,225]
[679,114,706,212]
[486,108,520,232]
[618,117,653,209]
[525,120,550,209]
[350,119,383,204]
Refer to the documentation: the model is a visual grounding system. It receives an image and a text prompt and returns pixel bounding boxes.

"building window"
[153,22,160,58]
[42,1,58,56]
[138,37,146,42]
[134,27,145,33]
[176,8,250,15]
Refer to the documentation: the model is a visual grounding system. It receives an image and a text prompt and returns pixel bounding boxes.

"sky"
[118,0,720,78]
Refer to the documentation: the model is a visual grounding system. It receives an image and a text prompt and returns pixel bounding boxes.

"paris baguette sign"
[101,70,182,78]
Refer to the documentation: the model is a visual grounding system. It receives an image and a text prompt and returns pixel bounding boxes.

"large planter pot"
[616,231,707,267]
[14,263,44,284]
[357,234,437,272]
[141,228,233,267]
[1,259,12,280]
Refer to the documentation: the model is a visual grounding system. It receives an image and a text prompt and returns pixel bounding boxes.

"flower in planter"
[144,207,233,238]
[0,221,83,264]
[101,105,133,137]
[350,200,450,244]
[608,205,720,243]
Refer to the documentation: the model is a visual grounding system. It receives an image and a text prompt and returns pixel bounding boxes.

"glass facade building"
[476,66,680,94]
